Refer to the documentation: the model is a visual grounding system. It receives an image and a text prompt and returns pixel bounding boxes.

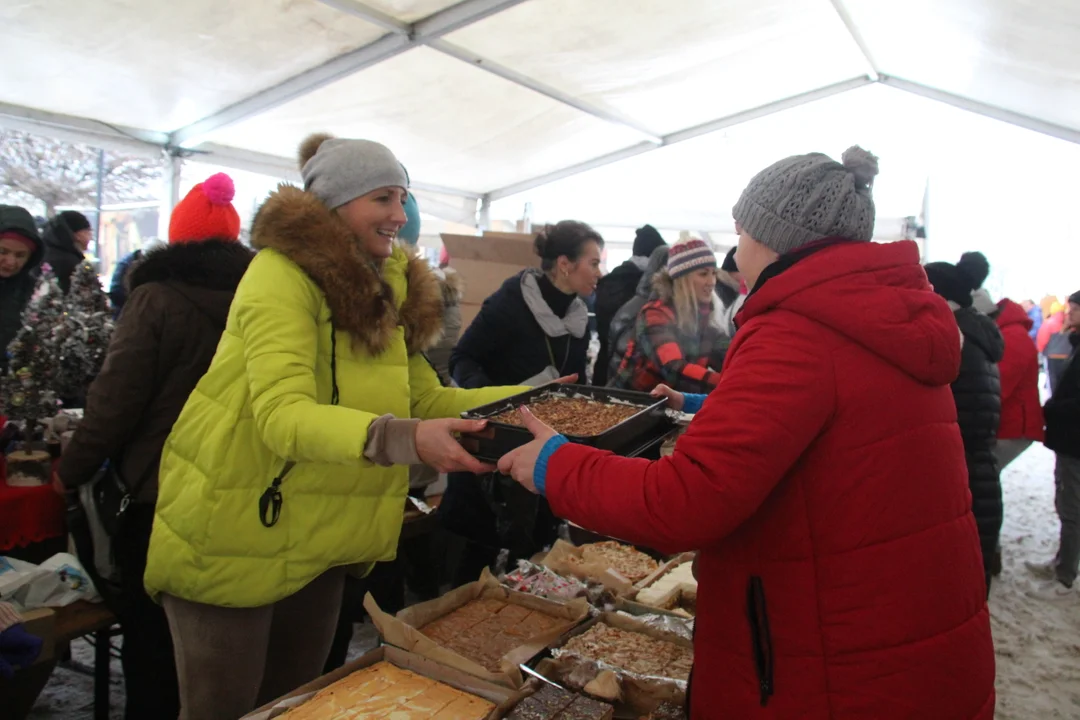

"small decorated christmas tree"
[1,262,114,442]
[1,266,66,440]
[53,261,113,398]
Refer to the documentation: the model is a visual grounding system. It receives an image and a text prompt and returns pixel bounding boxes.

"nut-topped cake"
[488,396,641,436]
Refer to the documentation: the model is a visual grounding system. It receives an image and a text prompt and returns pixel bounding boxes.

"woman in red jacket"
[499,147,994,719]
[995,298,1045,465]
[988,297,1045,577]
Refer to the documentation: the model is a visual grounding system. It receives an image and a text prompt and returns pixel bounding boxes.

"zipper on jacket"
[258,470,286,527]
[746,576,775,707]
[258,330,340,528]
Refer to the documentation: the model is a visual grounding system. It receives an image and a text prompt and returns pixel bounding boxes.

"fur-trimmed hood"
[651,269,676,302]
[250,185,444,356]
[439,267,464,307]
[127,240,254,328]
[129,240,253,293]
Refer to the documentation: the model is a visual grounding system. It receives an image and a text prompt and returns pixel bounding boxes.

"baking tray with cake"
[531,613,693,718]
[539,540,662,596]
[240,645,521,720]
[636,702,688,720]
[505,681,616,720]
[622,554,697,619]
[603,607,693,643]
[561,526,668,564]
[365,569,591,689]
[459,385,671,461]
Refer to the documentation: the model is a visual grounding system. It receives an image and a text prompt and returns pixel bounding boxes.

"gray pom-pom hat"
[733,146,880,255]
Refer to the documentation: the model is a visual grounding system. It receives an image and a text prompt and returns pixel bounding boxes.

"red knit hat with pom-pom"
[168,173,241,244]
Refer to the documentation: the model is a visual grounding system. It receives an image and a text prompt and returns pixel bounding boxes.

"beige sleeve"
[363,416,422,467]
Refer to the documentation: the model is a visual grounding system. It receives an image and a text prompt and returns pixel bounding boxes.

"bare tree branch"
[0,129,165,215]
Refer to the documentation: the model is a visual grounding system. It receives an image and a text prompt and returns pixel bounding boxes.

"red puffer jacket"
[545,240,994,719]
[995,299,1045,441]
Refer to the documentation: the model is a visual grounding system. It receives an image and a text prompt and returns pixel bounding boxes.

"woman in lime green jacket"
[145,134,522,720]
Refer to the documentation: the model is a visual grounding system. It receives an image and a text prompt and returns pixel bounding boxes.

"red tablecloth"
[0,453,66,553]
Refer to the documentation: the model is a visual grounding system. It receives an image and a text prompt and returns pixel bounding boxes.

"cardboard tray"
[460,385,668,462]
[366,569,590,689]
[534,613,692,717]
[241,645,523,720]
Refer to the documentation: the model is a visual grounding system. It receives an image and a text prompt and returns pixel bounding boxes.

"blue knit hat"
[399,193,421,246]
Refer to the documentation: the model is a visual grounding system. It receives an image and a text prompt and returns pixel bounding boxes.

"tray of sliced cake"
[505,683,615,720]
[541,540,660,595]
[365,569,590,689]
[624,554,697,618]
[460,385,670,461]
[535,613,692,718]
[240,646,520,720]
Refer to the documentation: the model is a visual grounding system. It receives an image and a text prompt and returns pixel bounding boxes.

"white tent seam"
[167,0,536,148]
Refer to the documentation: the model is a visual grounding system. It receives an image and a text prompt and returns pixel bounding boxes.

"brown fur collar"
[439,267,464,306]
[651,269,675,302]
[250,184,444,356]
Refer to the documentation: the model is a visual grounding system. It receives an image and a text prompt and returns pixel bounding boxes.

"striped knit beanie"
[667,238,716,280]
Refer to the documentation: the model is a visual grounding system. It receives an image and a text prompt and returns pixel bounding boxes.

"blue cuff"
[681,393,707,414]
[534,435,569,496]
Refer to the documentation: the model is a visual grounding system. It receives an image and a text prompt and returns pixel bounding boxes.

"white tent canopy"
[4,0,1080,234]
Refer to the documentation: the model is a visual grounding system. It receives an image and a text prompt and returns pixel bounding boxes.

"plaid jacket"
[612,299,728,393]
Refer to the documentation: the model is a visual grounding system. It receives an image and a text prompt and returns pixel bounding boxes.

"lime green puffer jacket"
[144,186,518,608]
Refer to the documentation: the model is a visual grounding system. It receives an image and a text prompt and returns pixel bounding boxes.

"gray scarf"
[520,269,588,339]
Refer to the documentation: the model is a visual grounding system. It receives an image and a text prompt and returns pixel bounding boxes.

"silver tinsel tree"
[1,262,113,440]
[1,266,65,437]
[54,261,113,398]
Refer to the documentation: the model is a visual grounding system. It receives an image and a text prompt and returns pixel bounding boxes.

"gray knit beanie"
[732,146,880,255]
[297,133,408,209]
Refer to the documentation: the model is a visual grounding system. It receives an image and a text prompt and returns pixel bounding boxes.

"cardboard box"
[442,232,541,308]
[449,259,518,305]
[242,645,522,720]
[366,569,590,689]
[18,608,56,665]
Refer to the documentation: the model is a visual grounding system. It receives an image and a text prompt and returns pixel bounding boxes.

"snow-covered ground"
[990,443,1080,719]
[25,444,1080,718]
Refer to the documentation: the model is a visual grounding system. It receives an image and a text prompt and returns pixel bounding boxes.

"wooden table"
[3,496,445,720]
[55,601,119,720]
[0,601,118,720]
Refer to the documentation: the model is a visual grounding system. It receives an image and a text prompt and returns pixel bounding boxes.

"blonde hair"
[673,273,708,335]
